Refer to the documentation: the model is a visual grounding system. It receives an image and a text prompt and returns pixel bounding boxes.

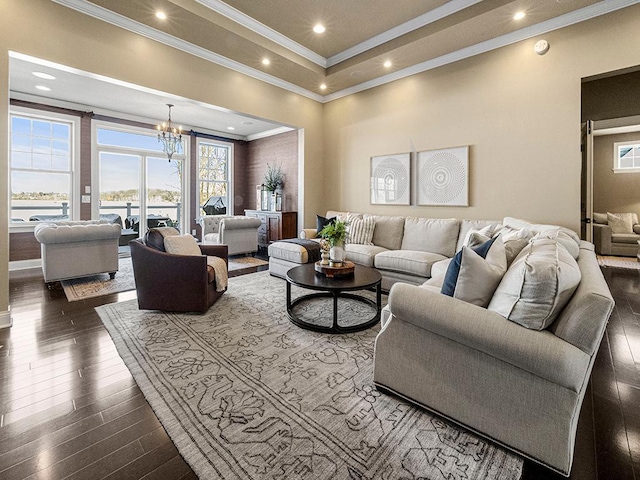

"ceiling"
[10,0,640,138]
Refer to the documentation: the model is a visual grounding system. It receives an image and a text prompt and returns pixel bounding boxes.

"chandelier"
[157,104,183,161]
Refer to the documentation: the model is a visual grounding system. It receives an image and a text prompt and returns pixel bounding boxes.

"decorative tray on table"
[314,260,355,277]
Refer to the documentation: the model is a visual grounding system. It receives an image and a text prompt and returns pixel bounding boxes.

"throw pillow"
[164,234,202,256]
[488,238,581,330]
[315,214,336,238]
[607,212,634,234]
[462,224,495,248]
[441,236,507,307]
[533,228,580,259]
[348,216,375,245]
[592,212,608,225]
[493,226,535,266]
[144,227,180,251]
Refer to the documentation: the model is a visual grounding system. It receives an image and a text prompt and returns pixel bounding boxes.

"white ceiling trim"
[326,0,484,67]
[195,0,327,67]
[51,0,324,102]
[246,126,295,142]
[324,0,640,103]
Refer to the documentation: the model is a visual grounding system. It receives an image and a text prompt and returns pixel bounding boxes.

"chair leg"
[109,272,116,279]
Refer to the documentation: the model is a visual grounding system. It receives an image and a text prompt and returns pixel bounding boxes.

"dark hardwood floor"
[0,263,638,479]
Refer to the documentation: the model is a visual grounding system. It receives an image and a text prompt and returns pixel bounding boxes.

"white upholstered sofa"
[198,215,262,256]
[592,211,640,257]
[34,220,121,284]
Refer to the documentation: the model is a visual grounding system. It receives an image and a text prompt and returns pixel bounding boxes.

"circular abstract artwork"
[419,149,467,205]
[371,156,410,204]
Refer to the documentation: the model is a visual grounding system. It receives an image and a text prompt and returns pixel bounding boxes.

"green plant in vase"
[319,219,349,264]
[263,163,284,192]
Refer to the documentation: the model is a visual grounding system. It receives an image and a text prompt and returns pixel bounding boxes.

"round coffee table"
[285,263,382,333]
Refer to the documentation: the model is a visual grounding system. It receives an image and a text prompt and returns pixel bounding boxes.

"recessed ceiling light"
[313,24,325,34]
[262,58,270,66]
[383,60,392,68]
[32,71,56,80]
[320,83,327,91]
[241,121,254,125]
[156,11,167,20]
[513,11,526,20]
[35,85,51,91]
[227,126,235,131]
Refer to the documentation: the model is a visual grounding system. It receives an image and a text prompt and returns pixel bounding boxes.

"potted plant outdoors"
[319,219,349,264]
[263,163,284,210]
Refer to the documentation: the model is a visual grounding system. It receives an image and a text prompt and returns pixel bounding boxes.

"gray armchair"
[592,212,640,257]
[198,215,262,256]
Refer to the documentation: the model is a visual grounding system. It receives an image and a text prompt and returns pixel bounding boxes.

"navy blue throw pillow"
[316,214,336,238]
[441,236,497,297]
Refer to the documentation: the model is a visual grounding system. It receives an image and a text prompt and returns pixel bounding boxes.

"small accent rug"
[95,271,523,479]
[597,255,640,270]
[61,256,269,302]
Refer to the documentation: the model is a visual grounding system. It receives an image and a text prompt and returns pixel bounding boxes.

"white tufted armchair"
[198,215,262,256]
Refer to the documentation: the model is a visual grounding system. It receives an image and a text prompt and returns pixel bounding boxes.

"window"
[198,139,233,215]
[10,110,77,224]
[94,123,186,234]
[613,141,640,173]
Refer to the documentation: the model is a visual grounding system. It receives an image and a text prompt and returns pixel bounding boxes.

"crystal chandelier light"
[157,104,183,161]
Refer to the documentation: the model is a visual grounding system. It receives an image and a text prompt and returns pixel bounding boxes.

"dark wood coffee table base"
[285,264,382,333]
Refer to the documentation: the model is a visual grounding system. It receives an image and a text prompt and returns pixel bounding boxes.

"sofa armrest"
[300,228,317,239]
[592,223,611,255]
[633,224,640,235]
[387,283,589,391]
[199,244,229,265]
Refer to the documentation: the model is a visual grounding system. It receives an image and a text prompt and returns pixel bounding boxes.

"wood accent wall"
[10,232,41,261]
[241,130,298,214]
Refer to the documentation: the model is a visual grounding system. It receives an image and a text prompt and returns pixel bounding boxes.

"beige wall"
[323,5,640,231]
[593,132,640,215]
[0,0,324,320]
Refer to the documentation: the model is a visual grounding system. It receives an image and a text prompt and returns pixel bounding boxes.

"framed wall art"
[417,146,469,206]
[370,153,411,205]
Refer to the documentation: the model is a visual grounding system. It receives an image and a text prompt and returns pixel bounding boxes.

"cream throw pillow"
[488,238,581,330]
[348,216,375,245]
[164,234,202,256]
[607,212,634,234]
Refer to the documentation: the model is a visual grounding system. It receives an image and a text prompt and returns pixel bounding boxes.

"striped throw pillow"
[348,216,375,245]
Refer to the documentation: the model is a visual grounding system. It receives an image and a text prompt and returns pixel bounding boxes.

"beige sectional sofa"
[278,210,614,476]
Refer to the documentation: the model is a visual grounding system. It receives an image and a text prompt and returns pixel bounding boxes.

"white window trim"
[91,120,190,233]
[196,137,234,216]
[9,106,81,232]
[613,140,640,174]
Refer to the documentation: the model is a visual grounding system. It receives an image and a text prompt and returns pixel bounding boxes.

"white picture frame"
[417,146,469,206]
[370,153,411,205]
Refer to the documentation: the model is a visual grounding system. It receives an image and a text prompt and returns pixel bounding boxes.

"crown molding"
[51,0,324,102]
[195,0,327,67]
[246,126,295,142]
[324,0,640,102]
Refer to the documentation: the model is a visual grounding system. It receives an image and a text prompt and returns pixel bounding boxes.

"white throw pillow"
[164,235,202,256]
[493,226,535,266]
[488,238,581,330]
[607,212,634,234]
[462,224,495,248]
[348,216,375,245]
[441,236,507,307]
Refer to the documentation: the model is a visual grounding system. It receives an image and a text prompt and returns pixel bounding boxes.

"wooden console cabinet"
[244,210,298,248]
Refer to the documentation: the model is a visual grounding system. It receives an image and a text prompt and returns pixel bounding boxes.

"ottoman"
[268,240,320,278]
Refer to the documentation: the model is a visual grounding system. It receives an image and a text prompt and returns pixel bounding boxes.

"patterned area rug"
[95,271,523,479]
[597,255,640,270]
[61,256,269,301]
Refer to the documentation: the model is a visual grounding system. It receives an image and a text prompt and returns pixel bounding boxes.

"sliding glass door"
[94,124,187,235]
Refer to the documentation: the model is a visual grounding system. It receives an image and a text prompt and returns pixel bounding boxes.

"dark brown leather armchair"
[130,234,228,313]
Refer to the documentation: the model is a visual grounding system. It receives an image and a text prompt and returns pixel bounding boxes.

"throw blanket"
[279,238,322,263]
[206,256,228,292]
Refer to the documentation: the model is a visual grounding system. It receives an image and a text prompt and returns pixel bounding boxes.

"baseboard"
[0,309,12,329]
[9,259,41,271]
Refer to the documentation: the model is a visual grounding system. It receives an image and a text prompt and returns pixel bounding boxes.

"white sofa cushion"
[441,236,507,307]
[367,214,405,250]
[375,249,448,277]
[401,217,460,257]
[345,244,388,267]
[488,238,581,330]
[456,220,501,252]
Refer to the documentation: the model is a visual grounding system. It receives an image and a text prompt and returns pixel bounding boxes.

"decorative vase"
[329,245,345,263]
